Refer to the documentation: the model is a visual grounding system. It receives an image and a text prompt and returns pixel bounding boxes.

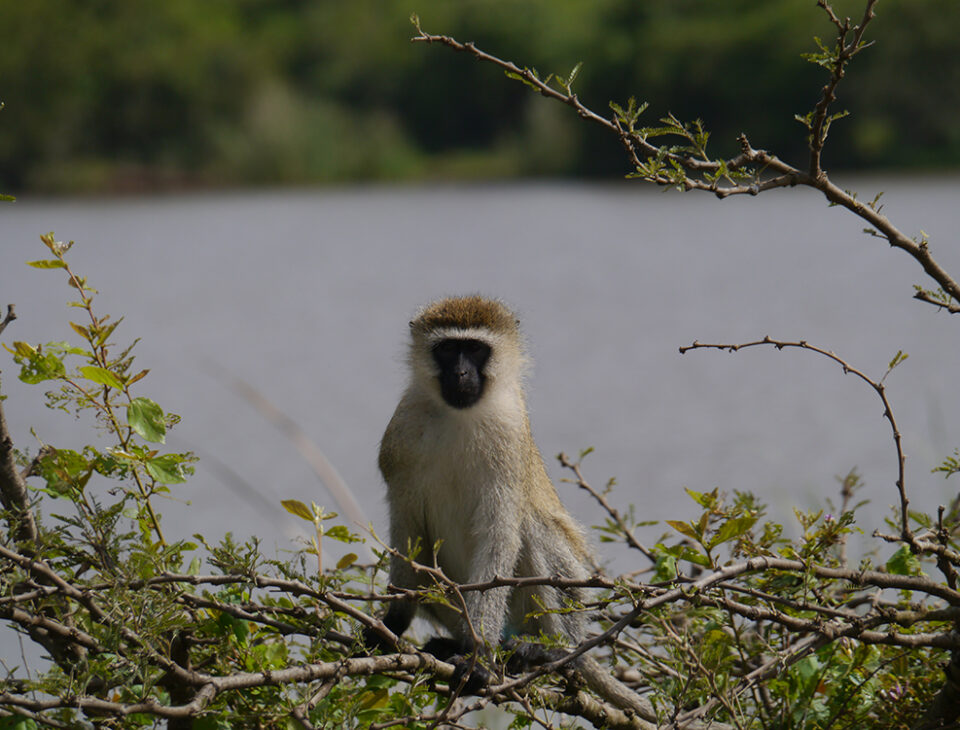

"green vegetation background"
[3,0,958,193]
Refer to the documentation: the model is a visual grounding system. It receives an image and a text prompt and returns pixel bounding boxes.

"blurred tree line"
[2,0,958,193]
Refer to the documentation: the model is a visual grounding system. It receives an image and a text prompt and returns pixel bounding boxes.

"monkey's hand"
[423,636,493,695]
[356,625,400,656]
[502,637,569,674]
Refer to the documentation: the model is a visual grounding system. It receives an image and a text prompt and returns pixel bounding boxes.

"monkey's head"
[408,296,526,411]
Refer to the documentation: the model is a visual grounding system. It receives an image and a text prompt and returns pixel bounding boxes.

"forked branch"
[679,337,913,545]
[411,1,959,311]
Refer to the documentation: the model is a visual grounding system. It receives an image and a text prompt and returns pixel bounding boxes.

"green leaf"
[509,714,534,730]
[685,487,717,509]
[709,515,759,549]
[326,524,361,543]
[232,618,249,644]
[281,499,314,522]
[0,715,39,730]
[666,519,701,542]
[40,232,73,256]
[336,552,358,570]
[33,448,92,497]
[677,545,712,567]
[79,365,124,390]
[504,68,543,92]
[357,687,390,711]
[933,449,960,479]
[193,717,233,730]
[94,318,121,346]
[145,454,187,484]
[885,545,921,576]
[8,341,36,358]
[697,511,710,537]
[887,349,909,370]
[26,259,66,269]
[127,397,166,443]
[15,347,66,384]
[794,655,822,687]
[653,553,677,582]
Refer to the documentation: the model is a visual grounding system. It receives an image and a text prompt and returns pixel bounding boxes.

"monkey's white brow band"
[428,327,495,342]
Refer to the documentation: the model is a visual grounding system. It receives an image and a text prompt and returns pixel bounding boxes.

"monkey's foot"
[422,637,492,695]
[356,626,398,655]
[502,637,569,673]
[447,655,493,695]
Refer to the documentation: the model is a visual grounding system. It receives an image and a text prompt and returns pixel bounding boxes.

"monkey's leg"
[359,599,415,653]
[422,636,494,695]
[502,636,569,674]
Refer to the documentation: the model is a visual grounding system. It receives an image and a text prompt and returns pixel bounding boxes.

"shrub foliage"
[1,2,959,728]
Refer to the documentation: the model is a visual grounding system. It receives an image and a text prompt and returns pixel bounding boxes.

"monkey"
[365,295,657,724]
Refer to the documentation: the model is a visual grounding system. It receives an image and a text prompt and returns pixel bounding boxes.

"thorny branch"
[678,336,960,727]
[679,337,913,547]
[0,307,38,546]
[2,2,958,727]
[1,535,958,726]
[807,0,878,176]
[411,0,960,312]
[559,451,657,563]
[0,398,38,547]
[0,304,16,337]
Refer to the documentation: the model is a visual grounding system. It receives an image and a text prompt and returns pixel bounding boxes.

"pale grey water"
[1,180,959,579]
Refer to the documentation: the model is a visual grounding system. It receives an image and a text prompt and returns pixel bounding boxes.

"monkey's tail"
[577,655,658,729]
[577,656,736,730]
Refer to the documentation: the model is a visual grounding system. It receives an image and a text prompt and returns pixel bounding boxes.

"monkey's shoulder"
[378,393,532,489]
[377,408,403,480]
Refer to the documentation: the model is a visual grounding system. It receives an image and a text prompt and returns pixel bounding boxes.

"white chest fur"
[395,388,525,583]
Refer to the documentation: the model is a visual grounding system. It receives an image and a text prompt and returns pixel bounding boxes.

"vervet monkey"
[368,296,655,723]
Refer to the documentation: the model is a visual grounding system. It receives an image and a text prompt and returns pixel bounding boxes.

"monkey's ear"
[408,321,415,330]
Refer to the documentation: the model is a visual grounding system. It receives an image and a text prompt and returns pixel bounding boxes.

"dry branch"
[411,3,960,312]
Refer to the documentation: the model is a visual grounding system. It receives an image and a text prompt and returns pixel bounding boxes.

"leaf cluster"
[0,233,957,729]
[3,2,960,726]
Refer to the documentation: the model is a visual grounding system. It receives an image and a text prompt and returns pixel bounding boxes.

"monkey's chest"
[409,443,511,584]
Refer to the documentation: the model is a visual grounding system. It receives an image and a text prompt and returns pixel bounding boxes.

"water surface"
[3,180,958,574]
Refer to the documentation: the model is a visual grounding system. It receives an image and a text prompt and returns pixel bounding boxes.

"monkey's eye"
[433,340,458,355]
[461,340,487,357]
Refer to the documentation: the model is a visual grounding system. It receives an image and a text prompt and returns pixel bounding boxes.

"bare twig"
[411,10,960,311]
[679,337,915,547]
[558,452,657,562]
[0,304,15,336]
[807,0,879,176]
[914,289,960,313]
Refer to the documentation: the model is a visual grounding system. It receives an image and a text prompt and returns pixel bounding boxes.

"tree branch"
[411,9,960,312]
[679,337,915,546]
[0,304,15,337]
[0,307,39,546]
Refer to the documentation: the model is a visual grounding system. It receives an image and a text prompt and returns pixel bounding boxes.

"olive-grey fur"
[378,295,593,648]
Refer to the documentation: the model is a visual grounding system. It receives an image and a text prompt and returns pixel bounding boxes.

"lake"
[2,180,959,576]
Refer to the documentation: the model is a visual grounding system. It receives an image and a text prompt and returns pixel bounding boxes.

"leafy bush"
[1,2,959,728]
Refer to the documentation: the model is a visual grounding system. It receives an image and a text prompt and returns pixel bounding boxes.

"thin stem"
[679,337,914,546]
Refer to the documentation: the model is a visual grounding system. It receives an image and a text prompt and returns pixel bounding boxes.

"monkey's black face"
[432,338,491,409]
